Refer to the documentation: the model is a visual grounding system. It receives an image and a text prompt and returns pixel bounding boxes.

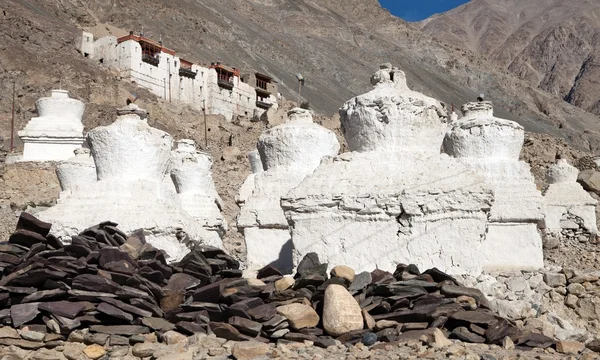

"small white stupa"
[443,101,545,270]
[18,90,86,162]
[55,147,97,197]
[282,65,496,275]
[38,104,220,262]
[170,139,227,242]
[543,159,598,237]
[237,108,340,274]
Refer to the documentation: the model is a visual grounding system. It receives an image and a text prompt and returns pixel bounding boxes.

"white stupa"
[18,90,86,162]
[443,101,545,271]
[237,108,340,274]
[170,139,227,243]
[37,104,220,262]
[282,65,496,275]
[55,147,97,198]
[543,159,598,237]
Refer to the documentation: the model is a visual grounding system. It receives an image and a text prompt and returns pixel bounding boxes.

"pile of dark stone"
[0,213,555,351]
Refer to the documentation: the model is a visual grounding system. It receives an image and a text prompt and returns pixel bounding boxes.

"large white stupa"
[237,108,340,274]
[37,104,221,262]
[282,65,497,275]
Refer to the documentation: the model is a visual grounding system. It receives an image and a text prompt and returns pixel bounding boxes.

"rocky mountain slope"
[420,0,600,117]
[2,0,600,153]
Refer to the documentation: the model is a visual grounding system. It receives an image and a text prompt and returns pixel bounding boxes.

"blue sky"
[379,0,470,22]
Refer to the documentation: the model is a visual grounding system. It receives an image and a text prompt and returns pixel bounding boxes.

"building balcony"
[179,67,197,79]
[256,100,273,109]
[256,87,271,97]
[217,78,234,90]
[142,54,159,67]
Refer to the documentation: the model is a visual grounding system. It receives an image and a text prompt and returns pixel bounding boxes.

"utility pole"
[10,81,15,152]
[203,99,208,149]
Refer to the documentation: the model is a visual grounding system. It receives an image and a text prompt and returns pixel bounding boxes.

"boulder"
[322,284,363,336]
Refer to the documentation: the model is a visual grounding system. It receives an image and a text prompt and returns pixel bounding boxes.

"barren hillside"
[2,0,600,154]
[420,0,600,117]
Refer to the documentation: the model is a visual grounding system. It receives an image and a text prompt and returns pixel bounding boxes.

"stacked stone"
[0,214,558,353]
[0,212,241,349]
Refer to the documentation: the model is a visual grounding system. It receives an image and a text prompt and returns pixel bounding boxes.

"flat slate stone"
[10,303,40,327]
[284,332,317,342]
[130,298,164,318]
[452,326,486,343]
[89,325,151,335]
[229,316,262,337]
[8,229,47,248]
[16,213,52,238]
[257,265,283,279]
[193,282,222,303]
[371,309,429,323]
[248,303,277,322]
[209,322,250,341]
[72,274,121,293]
[100,297,152,318]
[450,310,499,326]
[141,317,176,331]
[295,253,321,278]
[485,319,522,344]
[315,336,337,348]
[0,286,37,294]
[22,289,65,303]
[165,273,202,292]
[68,290,117,300]
[39,301,87,319]
[97,303,134,322]
[348,272,372,292]
[441,284,490,308]
[176,321,208,335]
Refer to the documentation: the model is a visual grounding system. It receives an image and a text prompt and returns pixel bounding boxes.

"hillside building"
[78,31,278,121]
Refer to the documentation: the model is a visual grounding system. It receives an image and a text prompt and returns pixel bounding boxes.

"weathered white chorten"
[237,108,340,274]
[38,104,220,261]
[55,147,97,196]
[282,65,496,275]
[443,101,545,271]
[543,159,598,237]
[170,139,227,242]
[236,150,264,206]
[18,90,86,162]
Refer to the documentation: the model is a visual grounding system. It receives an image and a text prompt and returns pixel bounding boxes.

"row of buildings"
[77,31,279,121]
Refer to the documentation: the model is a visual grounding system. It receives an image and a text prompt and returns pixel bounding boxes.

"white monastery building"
[78,31,278,121]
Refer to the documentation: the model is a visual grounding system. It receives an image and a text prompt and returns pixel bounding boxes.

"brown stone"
[276,303,319,330]
[231,341,270,360]
[556,340,585,354]
[331,265,355,283]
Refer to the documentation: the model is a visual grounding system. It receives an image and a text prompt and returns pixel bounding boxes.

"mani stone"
[276,303,319,330]
[322,284,363,336]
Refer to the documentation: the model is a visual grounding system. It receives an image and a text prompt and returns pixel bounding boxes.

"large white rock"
[237,108,339,274]
[543,159,598,235]
[322,284,363,336]
[283,66,496,275]
[443,101,545,271]
[18,90,86,162]
[170,139,227,242]
[37,104,219,262]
